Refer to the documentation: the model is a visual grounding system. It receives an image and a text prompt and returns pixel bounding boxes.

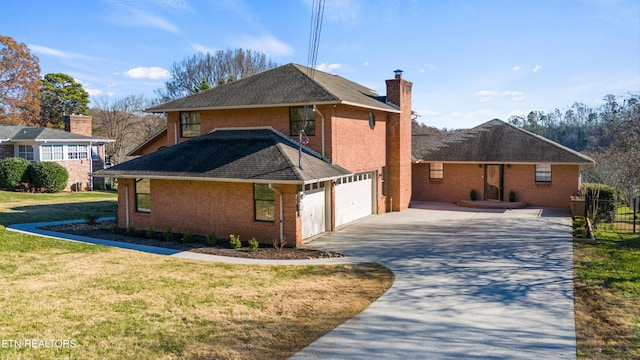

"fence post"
[634,196,637,234]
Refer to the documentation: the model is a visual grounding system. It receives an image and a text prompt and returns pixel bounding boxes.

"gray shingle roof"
[94,128,351,183]
[0,125,112,142]
[412,119,595,164]
[146,63,399,113]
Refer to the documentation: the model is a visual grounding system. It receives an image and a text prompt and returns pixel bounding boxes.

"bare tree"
[92,95,164,164]
[155,48,278,102]
[0,35,41,125]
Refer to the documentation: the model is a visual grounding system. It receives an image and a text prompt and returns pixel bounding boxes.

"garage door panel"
[301,189,325,239]
[335,173,373,227]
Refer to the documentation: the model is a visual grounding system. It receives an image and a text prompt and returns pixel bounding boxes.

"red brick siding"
[139,135,168,156]
[412,163,580,208]
[385,77,413,211]
[0,145,13,160]
[117,178,304,246]
[63,115,92,136]
[56,159,92,191]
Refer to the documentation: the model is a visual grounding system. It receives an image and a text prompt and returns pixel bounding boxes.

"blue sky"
[2,0,638,129]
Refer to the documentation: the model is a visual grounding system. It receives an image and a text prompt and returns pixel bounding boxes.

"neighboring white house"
[0,115,113,191]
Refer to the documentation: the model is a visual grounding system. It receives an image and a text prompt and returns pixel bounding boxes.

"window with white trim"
[429,162,444,180]
[68,145,88,160]
[535,164,552,182]
[17,145,34,161]
[41,145,64,161]
[91,145,100,160]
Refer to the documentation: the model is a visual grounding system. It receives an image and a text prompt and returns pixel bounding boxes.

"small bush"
[110,225,122,234]
[229,234,242,250]
[145,227,157,239]
[163,227,174,242]
[84,214,99,225]
[508,190,516,202]
[469,189,477,201]
[181,229,193,244]
[206,234,218,246]
[28,161,69,193]
[248,237,259,252]
[0,157,30,190]
[582,183,617,223]
[125,226,136,236]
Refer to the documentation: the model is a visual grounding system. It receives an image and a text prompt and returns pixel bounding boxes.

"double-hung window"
[289,106,315,136]
[429,162,444,180]
[68,145,88,160]
[254,184,275,222]
[535,164,552,182]
[135,178,151,213]
[91,145,100,160]
[17,145,34,161]
[41,145,64,161]
[180,111,200,138]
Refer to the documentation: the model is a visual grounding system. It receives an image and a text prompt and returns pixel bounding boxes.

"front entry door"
[484,165,503,201]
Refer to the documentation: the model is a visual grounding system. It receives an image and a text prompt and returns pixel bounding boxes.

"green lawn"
[0,190,394,359]
[574,230,640,358]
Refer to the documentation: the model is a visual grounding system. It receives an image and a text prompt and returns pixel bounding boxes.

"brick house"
[0,115,113,191]
[95,64,412,246]
[411,119,596,208]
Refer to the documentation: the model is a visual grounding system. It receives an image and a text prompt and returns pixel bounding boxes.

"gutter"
[90,173,347,186]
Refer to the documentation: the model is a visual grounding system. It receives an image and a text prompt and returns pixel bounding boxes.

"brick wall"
[412,162,580,208]
[56,159,92,191]
[118,178,303,246]
[0,145,13,160]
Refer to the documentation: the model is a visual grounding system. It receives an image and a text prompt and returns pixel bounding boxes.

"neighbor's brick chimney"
[385,69,413,211]
[64,115,92,136]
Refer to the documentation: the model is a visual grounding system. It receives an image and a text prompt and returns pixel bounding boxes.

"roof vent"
[393,69,403,79]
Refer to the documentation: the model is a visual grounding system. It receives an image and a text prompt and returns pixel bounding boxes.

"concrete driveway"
[293,202,576,360]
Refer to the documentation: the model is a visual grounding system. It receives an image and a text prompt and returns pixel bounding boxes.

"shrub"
[206,233,218,246]
[145,227,157,239]
[181,229,193,244]
[582,183,617,224]
[229,234,242,250]
[125,225,136,236]
[28,161,69,193]
[163,227,174,242]
[469,189,477,201]
[110,225,122,234]
[84,214,99,225]
[0,157,30,190]
[508,190,516,202]
[248,237,259,252]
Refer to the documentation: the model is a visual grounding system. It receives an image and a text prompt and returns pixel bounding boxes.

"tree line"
[1,34,278,165]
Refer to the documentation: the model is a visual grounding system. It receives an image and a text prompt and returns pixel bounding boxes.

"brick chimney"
[385,69,413,211]
[64,115,92,136]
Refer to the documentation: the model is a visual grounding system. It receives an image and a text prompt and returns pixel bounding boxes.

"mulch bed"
[40,221,344,260]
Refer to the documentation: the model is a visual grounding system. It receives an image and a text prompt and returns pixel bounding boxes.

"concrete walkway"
[292,202,576,359]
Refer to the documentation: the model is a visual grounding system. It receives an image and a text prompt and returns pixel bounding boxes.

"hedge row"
[0,158,69,193]
[581,183,617,223]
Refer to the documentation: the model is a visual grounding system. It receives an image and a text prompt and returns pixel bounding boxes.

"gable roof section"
[412,119,595,165]
[146,63,400,113]
[0,125,113,143]
[94,127,351,184]
[127,127,168,156]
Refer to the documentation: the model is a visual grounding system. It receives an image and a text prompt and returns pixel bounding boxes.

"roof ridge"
[290,64,342,103]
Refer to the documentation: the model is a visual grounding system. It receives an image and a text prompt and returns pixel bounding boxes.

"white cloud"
[532,64,542,72]
[512,65,521,71]
[124,66,171,79]
[28,44,95,60]
[236,35,294,57]
[85,88,104,96]
[191,43,216,54]
[475,90,526,102]
[363,61,369,66]
[105,0,180,33]
[316,63,342,72]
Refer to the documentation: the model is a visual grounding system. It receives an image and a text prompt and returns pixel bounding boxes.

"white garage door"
[301,186,326,239]
[335,172,373,227]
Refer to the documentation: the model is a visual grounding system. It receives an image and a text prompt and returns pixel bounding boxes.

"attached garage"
[335,172,374,227]
[300,182,326,239]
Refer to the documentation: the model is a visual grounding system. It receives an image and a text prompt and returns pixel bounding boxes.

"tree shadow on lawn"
[0,201,117,227]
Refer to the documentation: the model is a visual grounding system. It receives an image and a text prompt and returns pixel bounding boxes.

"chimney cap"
[393,69,403,78]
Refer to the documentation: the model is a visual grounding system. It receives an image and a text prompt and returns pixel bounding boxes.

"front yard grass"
[574,230,640,358]
[0,191,394,359]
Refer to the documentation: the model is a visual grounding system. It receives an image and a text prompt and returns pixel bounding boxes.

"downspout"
[174,120,178,145]
[314,104,325,158]
[268,184,284,244]
[89,141,93,191]
[125,184,130,228]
